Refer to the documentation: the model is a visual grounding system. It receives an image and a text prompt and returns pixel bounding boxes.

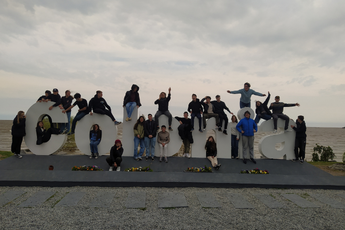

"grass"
[0,151,14,161]
[307,161,339,166]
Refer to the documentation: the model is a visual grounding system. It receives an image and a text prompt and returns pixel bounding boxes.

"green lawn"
[0,151,14,161]
[308,161,342,166]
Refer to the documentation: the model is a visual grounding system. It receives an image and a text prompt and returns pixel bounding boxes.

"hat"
[53,88,58,92]
[115,139,122,145]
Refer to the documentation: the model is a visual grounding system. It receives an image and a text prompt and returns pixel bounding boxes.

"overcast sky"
[0,0,344,127]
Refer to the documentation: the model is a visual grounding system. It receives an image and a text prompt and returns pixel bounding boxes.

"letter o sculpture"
[24,102,67,155]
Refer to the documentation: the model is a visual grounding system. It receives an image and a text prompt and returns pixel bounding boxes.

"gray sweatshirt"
[157,131,170,144]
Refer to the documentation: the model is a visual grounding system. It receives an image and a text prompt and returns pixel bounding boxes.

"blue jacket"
[230,89,264,103]
[236,117,257,136]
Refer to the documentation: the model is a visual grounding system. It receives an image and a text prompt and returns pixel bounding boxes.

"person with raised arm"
[227,82,266,108]
[11,111,26,159]
[188,94,203,132]
[46,88,63,110]
[37,90,51,102]
[144,114,157,161]
[175,112,194,158]
[65,93,89,135]
[201,96,219,130]
[154,87,173,131]
[157,125,170,163]
[205,136,221,170]
[133,116,145,161]
[291,115,307,163]
[236,111,258,164]
[269,96,300,133]
[211,95,233,135]
[255,91,272,124]
[106,139,124,171]
[89,90,121,125]
[60,90,74,134]
[123,84,141,121]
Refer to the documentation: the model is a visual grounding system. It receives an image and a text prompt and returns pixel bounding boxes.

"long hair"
[36,121,43,128]
[134,116,145,130]
[92,124,101,140]
[231,115,238,123]
[205,136,217,151]
[17,111,24,124]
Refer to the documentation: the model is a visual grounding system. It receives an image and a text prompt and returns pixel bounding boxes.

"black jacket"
[36,126,46,145]
[205,142,217,157]
[47,94,61,107]
[188,99,203,114]
[89,95,111,112]
[211,101,231,114]
[11,116,26,137]
[89,130,102,141]
[154,94,171,112]
[200,98,214,114]
[144,119,157,137]
[110,146,124,162]
[123,84,141,107]
[255,93,272,116]
[269,102,296,114]
[61,96,73,110]
[293,120,307,139]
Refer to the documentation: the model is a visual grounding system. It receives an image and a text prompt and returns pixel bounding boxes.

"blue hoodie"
[230,89,264,103]
[236,117,258,136]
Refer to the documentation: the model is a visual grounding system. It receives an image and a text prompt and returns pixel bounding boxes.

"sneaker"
[250,158,256,164]
[146,157,149,161]
[68,132,74,136]
[169,127,173,131]
[95,156,98,159]
[243,159,247,164]
[151,157,155,161]
[218,127,222,132]
[223,130,228,135]
[187,154,191,158]
[159,157,162,162]
[273,129,277,134]
[125,117,129,122]
[89,155,93,159]
[16,154,23,159]
[114,121,122,125]
[116,166,121,171]
[109,166,113,171]
[217,164,221,169]
[62,129,68,134]
[300,159,304,163]
[190,128,194,132]
[182,153,186,157]
[199,129,203,133]
[138,157,142,161]
[136,158,140,161]
[128,118,132,121]
[165,158,168,163]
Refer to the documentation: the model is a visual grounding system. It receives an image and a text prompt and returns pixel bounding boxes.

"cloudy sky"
[0,0,344,127]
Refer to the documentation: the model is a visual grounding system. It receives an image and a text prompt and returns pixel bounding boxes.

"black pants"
[294,138,306,160]
[94,108,116,121]
[177,124,194,144]
[11,135,23,155]
[106,156,122,169]
[37,128,60,145]
[217,112,228,130]
[272,113,290,130]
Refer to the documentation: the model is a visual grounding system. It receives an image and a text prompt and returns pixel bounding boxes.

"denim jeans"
[60,111,71,133]
[71,112,87,133]
[90,139,100,154]
[191,113,202,130]
[231,134,239,158]
[240,101,251,109]
[126,102,137,118]
[254,113,272,124]
[144,137,156,157]
[134,136,145,159]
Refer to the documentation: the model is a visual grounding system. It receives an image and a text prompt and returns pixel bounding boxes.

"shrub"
[313,144,335,162]
[312,152,319,162]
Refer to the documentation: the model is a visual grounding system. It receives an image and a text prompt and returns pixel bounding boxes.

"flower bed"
[125,166,153,172]
[240,168,269,174]
[185,166,212,172]
[72,165,103,171]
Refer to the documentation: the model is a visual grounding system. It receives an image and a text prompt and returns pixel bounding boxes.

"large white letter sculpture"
[74,114,118,156]
[24,102,67,155]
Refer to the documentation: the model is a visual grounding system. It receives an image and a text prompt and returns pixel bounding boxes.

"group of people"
[11,82,306,169]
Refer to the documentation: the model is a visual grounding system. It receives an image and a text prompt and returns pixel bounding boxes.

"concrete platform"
[0,155,344,189]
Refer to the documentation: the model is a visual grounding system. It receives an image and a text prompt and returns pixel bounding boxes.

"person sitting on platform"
[89,124,102,159]
[157,125,170,163]
[269,96,300,133]
[60,90,74,134]
[144,114,157,161]
[175,112,194,158]
[201,96,219,130]
[89,90,121,125]
[229,115,240,159]
[123,84,141,121]
[106,139,124,171]
[205,136,221,170]
[291,115,307,163]
[227,82,266,108]
[65,93,89,135]
[46,88,63,110]
[188,94,203,132]
[211,95,233,135]
[37,90,51,102]
[255,91,272,124]
[154,87,173,131]
[133,116,145,161]
[36,121,60,145]
[236,111,257,164]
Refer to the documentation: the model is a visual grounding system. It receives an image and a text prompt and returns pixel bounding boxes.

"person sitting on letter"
[154,87,173,131]
[255,91,272,124]
[188,94,203,132]
[123,84,141,121]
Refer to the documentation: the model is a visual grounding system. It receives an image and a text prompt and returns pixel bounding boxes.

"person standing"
[175,112,194,158]
[201,96,219,130]
[123,84,141,121]
[11,111,26,159]
[211,95,233,135]
[133,116,145,161]
[269,96,300,133]
[236,111,258,164]
[154,87,173,131]
[188,94,203,132]
[60,90,74,134]
[255,92,272,124]
[144,114,157,160]
[229,115,240,159]
[89,90,121,125]
[227,82,266,108]
[65,93,89,135]
[205,136,221,170]
[291,115,307,163]
[89,124,102,159]
[106,139,124,171]
[157,125,170,163]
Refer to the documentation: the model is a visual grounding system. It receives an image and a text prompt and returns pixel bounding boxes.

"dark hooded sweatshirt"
[293,120,307,139]
[255,93,272,116]
[155,94,171,112]
[188,99,203,114]
[89,95,111,112]
[123,84,141,107]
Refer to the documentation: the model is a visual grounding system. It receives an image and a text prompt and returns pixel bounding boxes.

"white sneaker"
[182,153,186,157]
[273,129,277,134]
[16,154,23,159]
[116,166,121,172]
[89,155,93,159]
[109,166,113,171]
[187,154,191,158]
